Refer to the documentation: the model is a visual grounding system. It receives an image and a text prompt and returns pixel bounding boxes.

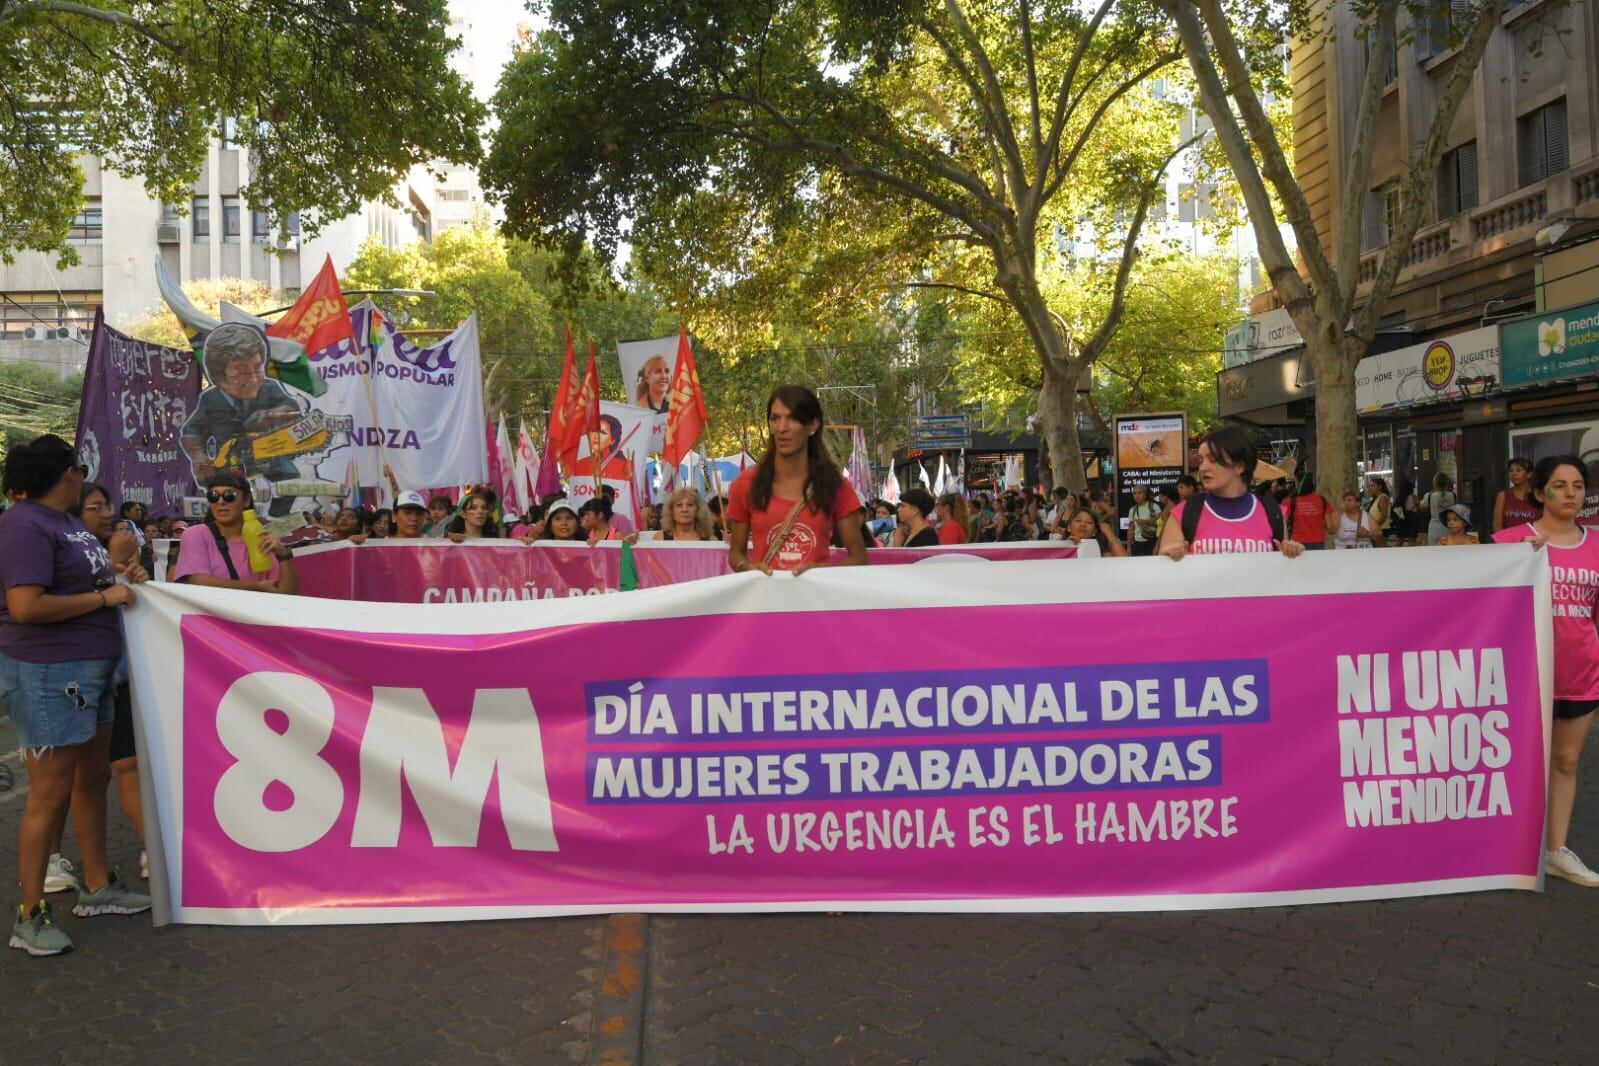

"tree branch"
[1334,0,1399,304]
[1187,0,1336,289]
[1041,50,1181,206]
[1020,0,1043,166]
[1351,0,1510,345]
[1038,0,1117,198]
[1155,0,1313,322]
[892,279,1008,302]
[1,0,180,50]
[940,0,1029,214]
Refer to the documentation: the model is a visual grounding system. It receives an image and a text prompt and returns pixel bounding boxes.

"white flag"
[881,466,901,505]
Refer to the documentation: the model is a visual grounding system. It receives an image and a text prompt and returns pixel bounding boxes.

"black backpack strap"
[1259,492,1285,545]
[209,521,241,581]
[1181,496,1204,546]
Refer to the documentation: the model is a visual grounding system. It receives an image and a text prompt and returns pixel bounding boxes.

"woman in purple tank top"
[1493,457,1542,533]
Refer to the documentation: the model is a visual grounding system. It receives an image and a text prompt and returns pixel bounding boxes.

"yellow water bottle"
[241,508,273,575]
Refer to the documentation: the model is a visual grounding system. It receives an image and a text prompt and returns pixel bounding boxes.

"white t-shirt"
[1334,510,1376,549]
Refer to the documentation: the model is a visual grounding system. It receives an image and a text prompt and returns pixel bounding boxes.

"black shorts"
[109,681,136,762]
[1553,698,1599,721]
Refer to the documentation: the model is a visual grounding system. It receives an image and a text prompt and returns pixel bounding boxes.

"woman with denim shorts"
[0,435,149,955]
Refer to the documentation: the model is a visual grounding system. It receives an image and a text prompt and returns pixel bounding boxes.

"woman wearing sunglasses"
[171,472,299,594]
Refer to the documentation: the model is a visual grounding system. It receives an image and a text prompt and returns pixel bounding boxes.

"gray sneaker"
[72,871,151,917]
[1545,846,1599,887]
[10,902,73,956]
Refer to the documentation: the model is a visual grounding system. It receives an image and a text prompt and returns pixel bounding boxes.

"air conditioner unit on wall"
[22,326,48,340]
[157,223,180,244]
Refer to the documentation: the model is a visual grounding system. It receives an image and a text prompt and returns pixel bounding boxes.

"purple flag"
[74,309,203,516]
[535,427,564,500]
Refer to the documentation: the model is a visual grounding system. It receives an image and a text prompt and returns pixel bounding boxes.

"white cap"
[395,490,428,511]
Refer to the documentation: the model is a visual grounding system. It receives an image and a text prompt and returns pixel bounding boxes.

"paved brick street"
[2,721,1598,1065]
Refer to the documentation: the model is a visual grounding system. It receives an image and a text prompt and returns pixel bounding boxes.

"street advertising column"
[1114,413,1187,533]
[125,548,1552,925]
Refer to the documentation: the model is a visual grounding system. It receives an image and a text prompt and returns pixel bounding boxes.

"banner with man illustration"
[127,548,1550,926]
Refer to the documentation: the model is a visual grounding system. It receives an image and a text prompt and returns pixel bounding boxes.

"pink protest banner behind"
[125,548,1553,925]
[288,540,1078,602]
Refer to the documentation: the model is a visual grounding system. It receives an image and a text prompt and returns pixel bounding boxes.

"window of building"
[1438,140,1478,217]
[222,197,241,240]
[0,292,101,339]
[1518,97,1569,187]
[252,209,271,240]
[1418,1,1473,60]
[192,199,210,238]
[64,198,102,244]
[284,211,301,236]
[1361,185,1399,252]
[438,188,472,202]
[1363,29,1398,86]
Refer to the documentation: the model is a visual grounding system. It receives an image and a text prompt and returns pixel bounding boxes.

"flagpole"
[360,309,399,501]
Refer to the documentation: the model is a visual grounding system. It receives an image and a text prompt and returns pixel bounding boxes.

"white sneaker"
[42,854,80,894]
[139,850,148,880]
[1545,846,1599,887]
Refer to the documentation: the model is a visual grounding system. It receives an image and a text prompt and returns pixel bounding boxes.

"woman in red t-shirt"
[727,386,868,574]
[936,493,970,545]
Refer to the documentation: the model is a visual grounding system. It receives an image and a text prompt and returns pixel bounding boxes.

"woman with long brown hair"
[727,385,868,574]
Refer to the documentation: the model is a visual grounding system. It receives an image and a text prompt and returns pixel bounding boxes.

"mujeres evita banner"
[125,549,1553,925]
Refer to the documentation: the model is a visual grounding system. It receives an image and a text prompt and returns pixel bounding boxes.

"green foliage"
[0,0,484,264]
[0,362,85,453]
[123,276,284,348]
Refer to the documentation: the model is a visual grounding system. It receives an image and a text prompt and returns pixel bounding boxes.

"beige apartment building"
[1219,0,1599,521]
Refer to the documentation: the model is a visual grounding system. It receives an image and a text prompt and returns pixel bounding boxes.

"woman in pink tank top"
[1492,454,1599,887]
[1156,426,1304,560]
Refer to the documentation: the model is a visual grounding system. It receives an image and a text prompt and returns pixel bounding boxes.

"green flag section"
[619,539,638,592]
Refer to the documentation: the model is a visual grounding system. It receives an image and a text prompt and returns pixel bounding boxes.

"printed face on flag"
[616,336,679,415]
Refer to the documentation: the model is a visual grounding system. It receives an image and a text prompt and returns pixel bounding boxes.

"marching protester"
[0,435,150,956]
[509,504,546,540]
[70,482,152,883]
[580,497,622,544]
[1065,507,1127,559]
[368,508,393,539]
[727,384,868,574]
[1436,504,1479,545]
[1285,476,1332,550]
[425,495,454,537]
[936,492,970,545]
[1332,490,1381,549]
[172,472,300,594]
[893,488,939,547]
[539,499,584,542]
[447,490,501,541]
[1493,455,1599,886]
[1157,426,1303,559]
[391,492,430,539]
[660,487,715,541]
[1125,485,1160,556]
[333,506,366,543]
[1493,457,1542,534]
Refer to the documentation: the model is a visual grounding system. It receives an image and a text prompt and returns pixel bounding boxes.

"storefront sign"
[1355,327,1501,413]
[1223,308,1303,369]
[1500,299,1599,387]
[1217,351,1312,419]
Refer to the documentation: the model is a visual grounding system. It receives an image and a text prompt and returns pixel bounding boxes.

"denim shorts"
[0,650,119,752]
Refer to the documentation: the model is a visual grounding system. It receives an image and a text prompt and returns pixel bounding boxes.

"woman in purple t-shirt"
[172,472,299,594]
[0,434,149,955]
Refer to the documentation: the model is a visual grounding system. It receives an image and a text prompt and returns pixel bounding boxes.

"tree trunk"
[1311,336,1361,499]
[1037,357,1087,494]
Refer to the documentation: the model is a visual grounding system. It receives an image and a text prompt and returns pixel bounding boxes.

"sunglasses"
[207,490,242,504]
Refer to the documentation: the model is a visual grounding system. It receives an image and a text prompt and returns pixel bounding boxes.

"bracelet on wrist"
[96,589,107,607]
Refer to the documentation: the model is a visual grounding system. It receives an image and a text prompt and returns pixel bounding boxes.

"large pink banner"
[125,548,1553,924]
[289,540,1078,601]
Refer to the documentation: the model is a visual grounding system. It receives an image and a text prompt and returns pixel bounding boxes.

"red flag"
[548,326,579,468]
[662,326,707,466]
[266,255,354,355]
[560,342,601,469]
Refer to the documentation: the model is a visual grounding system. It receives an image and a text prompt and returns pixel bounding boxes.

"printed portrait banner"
[616,335,679,415]
[125,548,1552,926]
[287,540,1080,601]
[75,311,202,514]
